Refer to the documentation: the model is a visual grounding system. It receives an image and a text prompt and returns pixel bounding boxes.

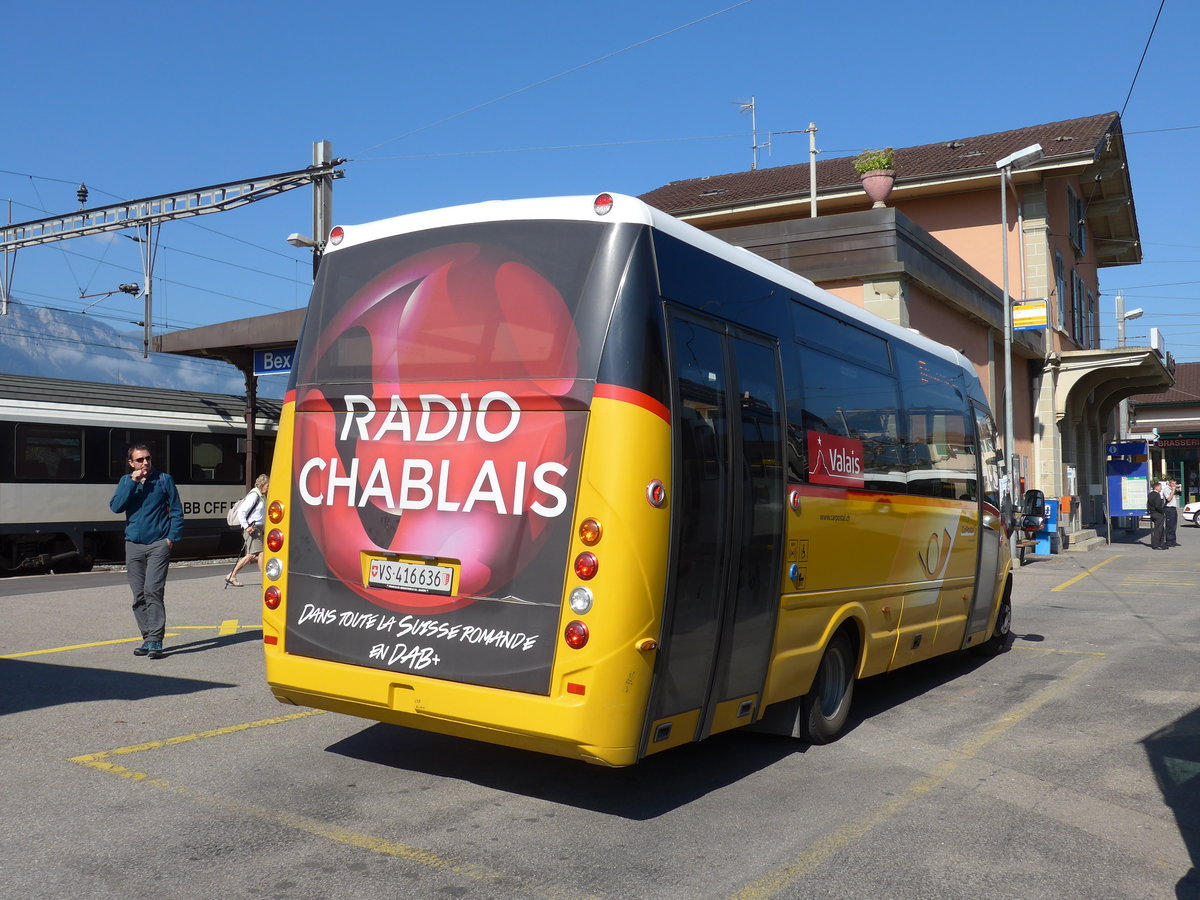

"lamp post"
[996,143,1043,560]
[1116,291,1144,439]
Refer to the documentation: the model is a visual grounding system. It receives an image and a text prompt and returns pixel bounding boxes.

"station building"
[639,111,1172,541]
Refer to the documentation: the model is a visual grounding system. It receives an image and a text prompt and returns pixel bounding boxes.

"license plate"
[367,558,454,595]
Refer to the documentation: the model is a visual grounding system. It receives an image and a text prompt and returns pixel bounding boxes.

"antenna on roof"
[736,96,770,170]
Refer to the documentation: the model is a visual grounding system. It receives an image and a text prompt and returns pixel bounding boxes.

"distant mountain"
[0,305,283,396]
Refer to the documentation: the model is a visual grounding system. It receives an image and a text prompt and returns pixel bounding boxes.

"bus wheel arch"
[971,575,1012,657]
[798,624,859,745]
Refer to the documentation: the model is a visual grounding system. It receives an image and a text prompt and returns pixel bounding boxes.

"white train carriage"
[0,374,278,574]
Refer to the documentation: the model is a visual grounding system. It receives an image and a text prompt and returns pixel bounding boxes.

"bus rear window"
[298,222,614,386]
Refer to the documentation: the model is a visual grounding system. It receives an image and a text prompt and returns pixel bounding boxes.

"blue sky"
[3,0,1198,363]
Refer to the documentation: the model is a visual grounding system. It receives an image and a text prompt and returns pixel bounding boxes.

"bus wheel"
[971,593,1012,657]
[799,631,855,744]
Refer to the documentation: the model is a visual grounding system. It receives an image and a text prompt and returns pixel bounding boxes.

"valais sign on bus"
[807,432,866,488]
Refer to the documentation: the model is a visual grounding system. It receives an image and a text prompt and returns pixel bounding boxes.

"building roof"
[1130,361,1200,407]
[639,112,1139,267]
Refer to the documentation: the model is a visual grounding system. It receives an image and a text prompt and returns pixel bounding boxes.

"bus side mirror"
[1020,514,1045,535]
[1022,489,1046,518]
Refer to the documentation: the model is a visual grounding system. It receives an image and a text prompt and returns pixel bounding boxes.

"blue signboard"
[1106,458,1149,517]
[1106,441,1148,457]
[253,346,295,376]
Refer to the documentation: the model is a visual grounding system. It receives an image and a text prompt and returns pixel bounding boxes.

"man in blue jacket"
[110,443,184,659]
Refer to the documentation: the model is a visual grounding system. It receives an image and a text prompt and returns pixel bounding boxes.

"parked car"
[1183,500,1200,526]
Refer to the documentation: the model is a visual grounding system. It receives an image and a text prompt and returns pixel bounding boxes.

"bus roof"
[326,193,972,372]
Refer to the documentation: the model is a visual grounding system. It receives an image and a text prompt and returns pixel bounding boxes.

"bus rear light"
[268,500,284,524]
[265,557,282,581]
[574,551,598,580]
[567,682,586,695]
[264,635,278,645]
[329,225,345,245]
[593,193,614,215]
[267,528,284,552]
[789,490,801,511]
[647,480,666,508]
[568,587,593,614]
[578,518,602,545]
[264,586,282,609]
[564,620,589,649]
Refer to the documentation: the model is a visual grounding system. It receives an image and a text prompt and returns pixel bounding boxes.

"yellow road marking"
[68,709,593,900]
[728,653,1101,900]
[1013,646,1105,657]
[1121,580,1196,586]
[1,624,261,658]
[1051,556,1117,592]
[2,634,181,658]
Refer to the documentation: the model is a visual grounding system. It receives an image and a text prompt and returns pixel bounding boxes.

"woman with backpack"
[225,474,269,587]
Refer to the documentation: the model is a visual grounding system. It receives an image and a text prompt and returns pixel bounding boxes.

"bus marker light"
[647,480,666,508]
[267,528,284,552]
[579,518,602,545]
[569,587,593,614]
[268,500,285,523]
[567,682,586,695]
[329,225,345,245]
[564,620,589,649]
[264,586,282,609]
[264,635,278,645]
[265,557,282,581]
[574,551,598,580]
[789,490,801,511]
[593,193,614,215]
[636,639,658,652]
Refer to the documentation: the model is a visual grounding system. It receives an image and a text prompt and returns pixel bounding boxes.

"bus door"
[966,403,1004,639]
[642,311,785,756]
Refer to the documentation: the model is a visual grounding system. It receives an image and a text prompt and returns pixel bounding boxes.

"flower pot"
[860,169,895,208]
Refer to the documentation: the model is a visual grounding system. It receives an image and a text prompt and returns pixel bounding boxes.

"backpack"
[227,491,256,528]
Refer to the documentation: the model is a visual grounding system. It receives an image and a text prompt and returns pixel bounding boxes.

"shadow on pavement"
[162,629,262,657]
[1142,706,1200,899]
[0,657,236,716]
[327,721,796,819]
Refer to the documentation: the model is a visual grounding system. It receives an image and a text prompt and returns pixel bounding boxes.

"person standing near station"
[109,443,184,659]
[1148,481,1167,550]
[1164,479,1181,547]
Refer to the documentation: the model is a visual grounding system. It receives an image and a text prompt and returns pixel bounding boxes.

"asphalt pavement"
[1,522,1198,899]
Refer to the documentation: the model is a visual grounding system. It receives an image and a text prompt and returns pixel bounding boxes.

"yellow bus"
[261,193,1012,766]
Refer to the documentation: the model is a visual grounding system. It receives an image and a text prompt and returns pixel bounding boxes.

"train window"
[110,432,169,480]
[15,424,83,480]
[190,433,243,483]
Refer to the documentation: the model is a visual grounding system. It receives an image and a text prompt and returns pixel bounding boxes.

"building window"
[1055,253,1067,332]
[1087,290,1096,349]
[1068,186,1088,256]
[1071,270,1087,345]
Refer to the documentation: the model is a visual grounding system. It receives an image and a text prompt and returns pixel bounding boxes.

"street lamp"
[1116,292,1144,439]
[997,142,1043,560]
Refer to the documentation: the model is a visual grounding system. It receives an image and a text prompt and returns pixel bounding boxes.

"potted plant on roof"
[854,147,895,208]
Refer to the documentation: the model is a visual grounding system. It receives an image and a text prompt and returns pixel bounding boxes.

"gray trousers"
[125,539,172,642]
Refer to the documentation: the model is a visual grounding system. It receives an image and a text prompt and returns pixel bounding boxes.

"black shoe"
[147,641,165,659]
[133,641,151,657]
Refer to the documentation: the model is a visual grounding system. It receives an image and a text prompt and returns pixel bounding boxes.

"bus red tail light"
[574,551,598,580]
[268,500,284,524]
[564,620,589,649]
[267,528,284,552]
[593,193,614,216]
[264,586,282,610]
